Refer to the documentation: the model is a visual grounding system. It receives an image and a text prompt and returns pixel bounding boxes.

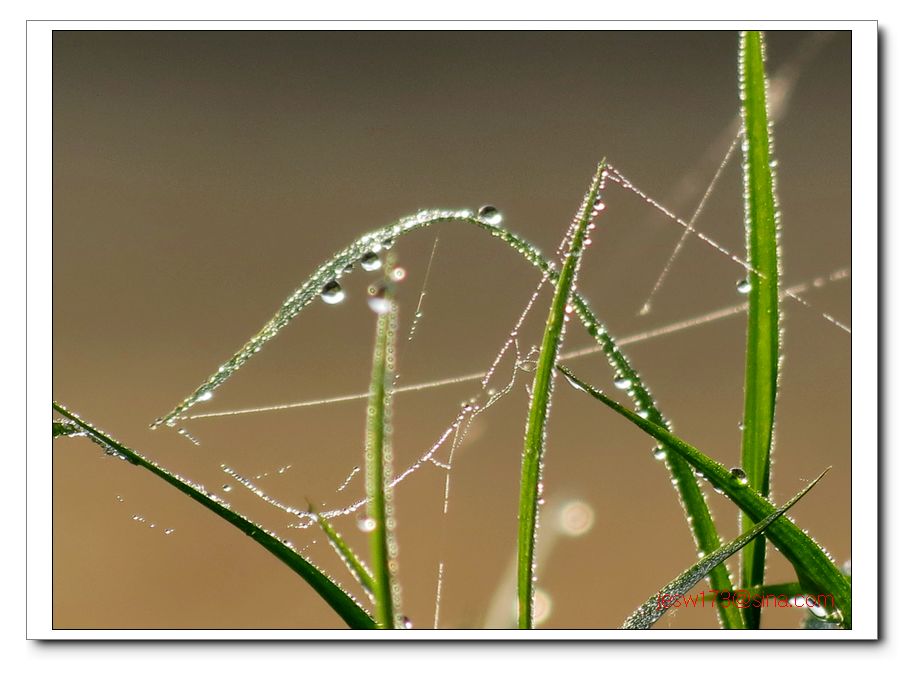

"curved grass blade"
[52,401,376,629]
[364,277,401,629]
[738,29,783,628]
[621,470,826,629]
[557,365,851,627]
[156,201,736,625]
[518,160,605,629]
[311,504,376,598]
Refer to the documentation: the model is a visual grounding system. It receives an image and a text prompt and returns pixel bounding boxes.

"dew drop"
[222,484,233,493]
[729,467,748,485]
[164,528,175,535]
[652,448,667,461]
[197,391,213,403]
[357,516,377,533]
[736,278,752,294]
[402,615,413,629]
[321,280,345,304]
[361,251,381,271]
[477,205,503,226]
[614,375,632,390]
[367,284,392,314]
[391,266,406,281]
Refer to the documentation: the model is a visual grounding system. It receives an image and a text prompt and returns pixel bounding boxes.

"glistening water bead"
[361,251,381,271]
[321,280,345,304]
[368,284,392,314]
[736,278,752,294]
[729,467,749,485]
[477,205,503,226]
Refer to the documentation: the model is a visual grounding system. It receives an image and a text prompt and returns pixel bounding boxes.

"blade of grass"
[621,469,826,629]
[157,205,736,626]
[310,503,377,598]
[364,275,401,629]
[557,365,851,627]
[52,401,376,630]
[518,160,605,629]
[738,29,783,628]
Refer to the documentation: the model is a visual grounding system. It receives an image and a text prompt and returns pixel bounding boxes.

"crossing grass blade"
[52,401,376,630]
[738,29,783,627]
[364,278,401,629]
[621,469,826,629]
[311,504,377,598]
[518,160,605,629]
[557,365,851,628]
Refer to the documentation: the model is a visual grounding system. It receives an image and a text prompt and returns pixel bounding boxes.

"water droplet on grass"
[198,391,213,402]
[729,467,748,485]
[652,448,667,461]
[361,251,381,271]
[736,279,752,294]
[614,375,632,390]
[321,280,345,304]
[222,484,232,492]
[357,516,377,532]
[368,284,392,314]
[477,205,503,225]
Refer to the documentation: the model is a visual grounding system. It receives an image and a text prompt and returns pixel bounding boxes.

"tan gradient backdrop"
[52,30,852,630]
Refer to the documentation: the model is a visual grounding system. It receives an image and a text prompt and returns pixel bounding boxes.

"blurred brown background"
[52,29,852,630]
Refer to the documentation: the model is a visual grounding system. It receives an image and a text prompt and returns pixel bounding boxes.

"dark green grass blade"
[558,366,851,627]
[156,205,734,626]
[311,504,377,597]
[364,285,400,629]
[621,470,826,629]
[738,29,783,626]
[518,160,605,629]
[52,401,376,629]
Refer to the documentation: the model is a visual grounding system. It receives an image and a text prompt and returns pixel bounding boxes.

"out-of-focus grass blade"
[518,160,605,629]
[738,29,782,627]
[311,503,377,598]
[52,401,376,630]
[364,276,401,630]
[621,470,826,629]
[557,365,851,627]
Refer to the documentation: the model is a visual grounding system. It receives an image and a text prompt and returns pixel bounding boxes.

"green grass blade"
[364,278,401,629]
[311,504,377,597]
[738,29,783,627]
[557,366,851,627]
[52,401,376,630]
[154,204,734,625]
[621,470,826,629]
[518,160,605,629]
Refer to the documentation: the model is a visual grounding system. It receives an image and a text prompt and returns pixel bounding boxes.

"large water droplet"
[736,278,752,294]
[357,516,377,532]
[477,205,503,226]
[368,284,392,314]
[402,616,414,629]
[222,484,233,493]
[361,251,381,271]
[652,447,667,461]
[729,467,748,485]
[614,375,632,390]
[198,391,213,402]
[321,280,345,304]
